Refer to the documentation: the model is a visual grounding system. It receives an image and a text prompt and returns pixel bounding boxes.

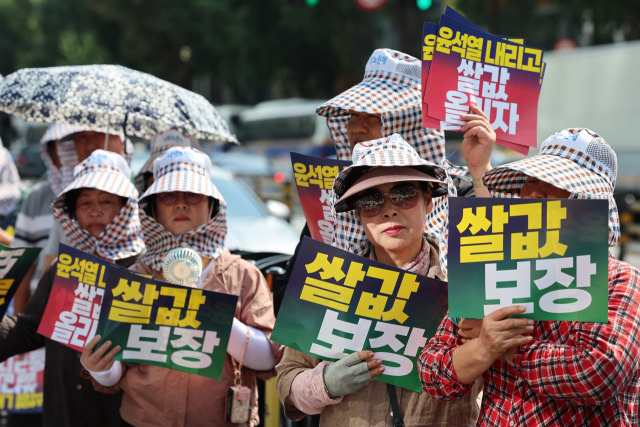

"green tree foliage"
[0,0,638,103]
[453,0,640,50]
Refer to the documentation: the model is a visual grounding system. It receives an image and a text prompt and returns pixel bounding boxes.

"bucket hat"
[483,128,620,247]
[140,146,221,203]
[334,134,447,212]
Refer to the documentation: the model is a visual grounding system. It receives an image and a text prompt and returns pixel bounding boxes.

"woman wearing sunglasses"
[81,147,282,427]
[276,134,481,426]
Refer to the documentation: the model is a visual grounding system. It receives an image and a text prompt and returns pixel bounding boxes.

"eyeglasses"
[354,183,421,217]
[157,191,204,205]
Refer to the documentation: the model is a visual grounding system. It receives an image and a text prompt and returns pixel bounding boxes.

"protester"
[276,134,481,426]
[419,128,640,425]
[0,149,145,427]
[40,128,132,272]
[273,49,495,320]
[81,146,282,427]
[10,124,86,314]
[274,49,493,317]
[316,47,485,274]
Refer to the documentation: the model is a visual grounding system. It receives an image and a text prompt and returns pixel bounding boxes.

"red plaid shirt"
[419,257,640,426]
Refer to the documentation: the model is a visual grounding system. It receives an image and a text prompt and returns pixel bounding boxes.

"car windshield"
[210,175,266,219]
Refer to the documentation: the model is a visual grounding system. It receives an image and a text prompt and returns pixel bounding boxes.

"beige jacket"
[276,243,481,426]
[116,253,283,427]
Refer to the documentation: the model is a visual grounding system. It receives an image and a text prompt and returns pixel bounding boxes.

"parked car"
[210,165,299,255]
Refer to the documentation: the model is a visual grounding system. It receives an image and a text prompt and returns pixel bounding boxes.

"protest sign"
[448,198,609,321]
[422,6,544,154]
[0,244,42,318]
[0,348,44,413]
[38,244,112,352]
[95,266,238,380]
[271,237,448,392]
[291,152,350,244]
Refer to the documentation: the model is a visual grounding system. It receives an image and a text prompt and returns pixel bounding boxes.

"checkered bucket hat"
[331,134,450,264]
[133,129,199,193]
[483,128,620,247]
[53,149,144,261]
[139,146,227,271]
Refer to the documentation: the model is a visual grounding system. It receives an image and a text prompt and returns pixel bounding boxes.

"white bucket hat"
[140,146,220,203]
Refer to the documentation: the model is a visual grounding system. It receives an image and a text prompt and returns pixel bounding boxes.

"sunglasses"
[157,191,204,205]
[354,183,421,217]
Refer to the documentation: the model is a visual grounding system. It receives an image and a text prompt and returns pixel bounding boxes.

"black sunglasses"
[354,183,422,217]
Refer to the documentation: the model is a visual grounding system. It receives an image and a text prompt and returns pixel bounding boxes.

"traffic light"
[305,0,319,6]
[416,0,432,10]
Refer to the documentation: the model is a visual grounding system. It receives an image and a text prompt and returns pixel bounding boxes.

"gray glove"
[323,352,372,398]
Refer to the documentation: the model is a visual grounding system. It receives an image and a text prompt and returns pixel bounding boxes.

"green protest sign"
[448,198,609,321]
[272,237,449,393]
[96,266,238,379]
[0,244,42,317]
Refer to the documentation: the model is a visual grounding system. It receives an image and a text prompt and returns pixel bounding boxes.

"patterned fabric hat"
[0,143,22,216]
[140,146,218,201]
[53,149,144,261]
[317,48,455,169]
[317,48,465,274]
[331,134,449,260]
[139,146,227,271]
[483,128,620,247]
[134,129,199,193]
[45,124,134,195]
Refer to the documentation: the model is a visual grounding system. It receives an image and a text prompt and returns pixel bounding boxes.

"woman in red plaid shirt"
[419,128,640,426]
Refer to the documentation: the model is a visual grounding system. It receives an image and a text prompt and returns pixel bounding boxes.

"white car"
[210,166,300,256]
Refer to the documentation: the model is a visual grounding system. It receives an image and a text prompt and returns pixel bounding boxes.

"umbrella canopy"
[0,64,238,143]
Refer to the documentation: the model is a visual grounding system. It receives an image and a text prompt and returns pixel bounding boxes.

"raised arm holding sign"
[420,128,640,425]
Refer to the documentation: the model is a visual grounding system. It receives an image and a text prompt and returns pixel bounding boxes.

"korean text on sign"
[271,237,449,392]
[102,274,238,378]
[51,251,107,348]
[448,198,609,321]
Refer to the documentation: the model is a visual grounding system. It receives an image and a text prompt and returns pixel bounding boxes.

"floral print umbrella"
[0,64,238,143]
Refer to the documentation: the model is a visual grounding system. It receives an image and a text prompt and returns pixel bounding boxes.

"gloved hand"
[323,352,372,398]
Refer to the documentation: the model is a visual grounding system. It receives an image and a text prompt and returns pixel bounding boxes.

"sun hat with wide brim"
[483,128,619,247]
[335,166,445,213]
[333,133,447,213]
